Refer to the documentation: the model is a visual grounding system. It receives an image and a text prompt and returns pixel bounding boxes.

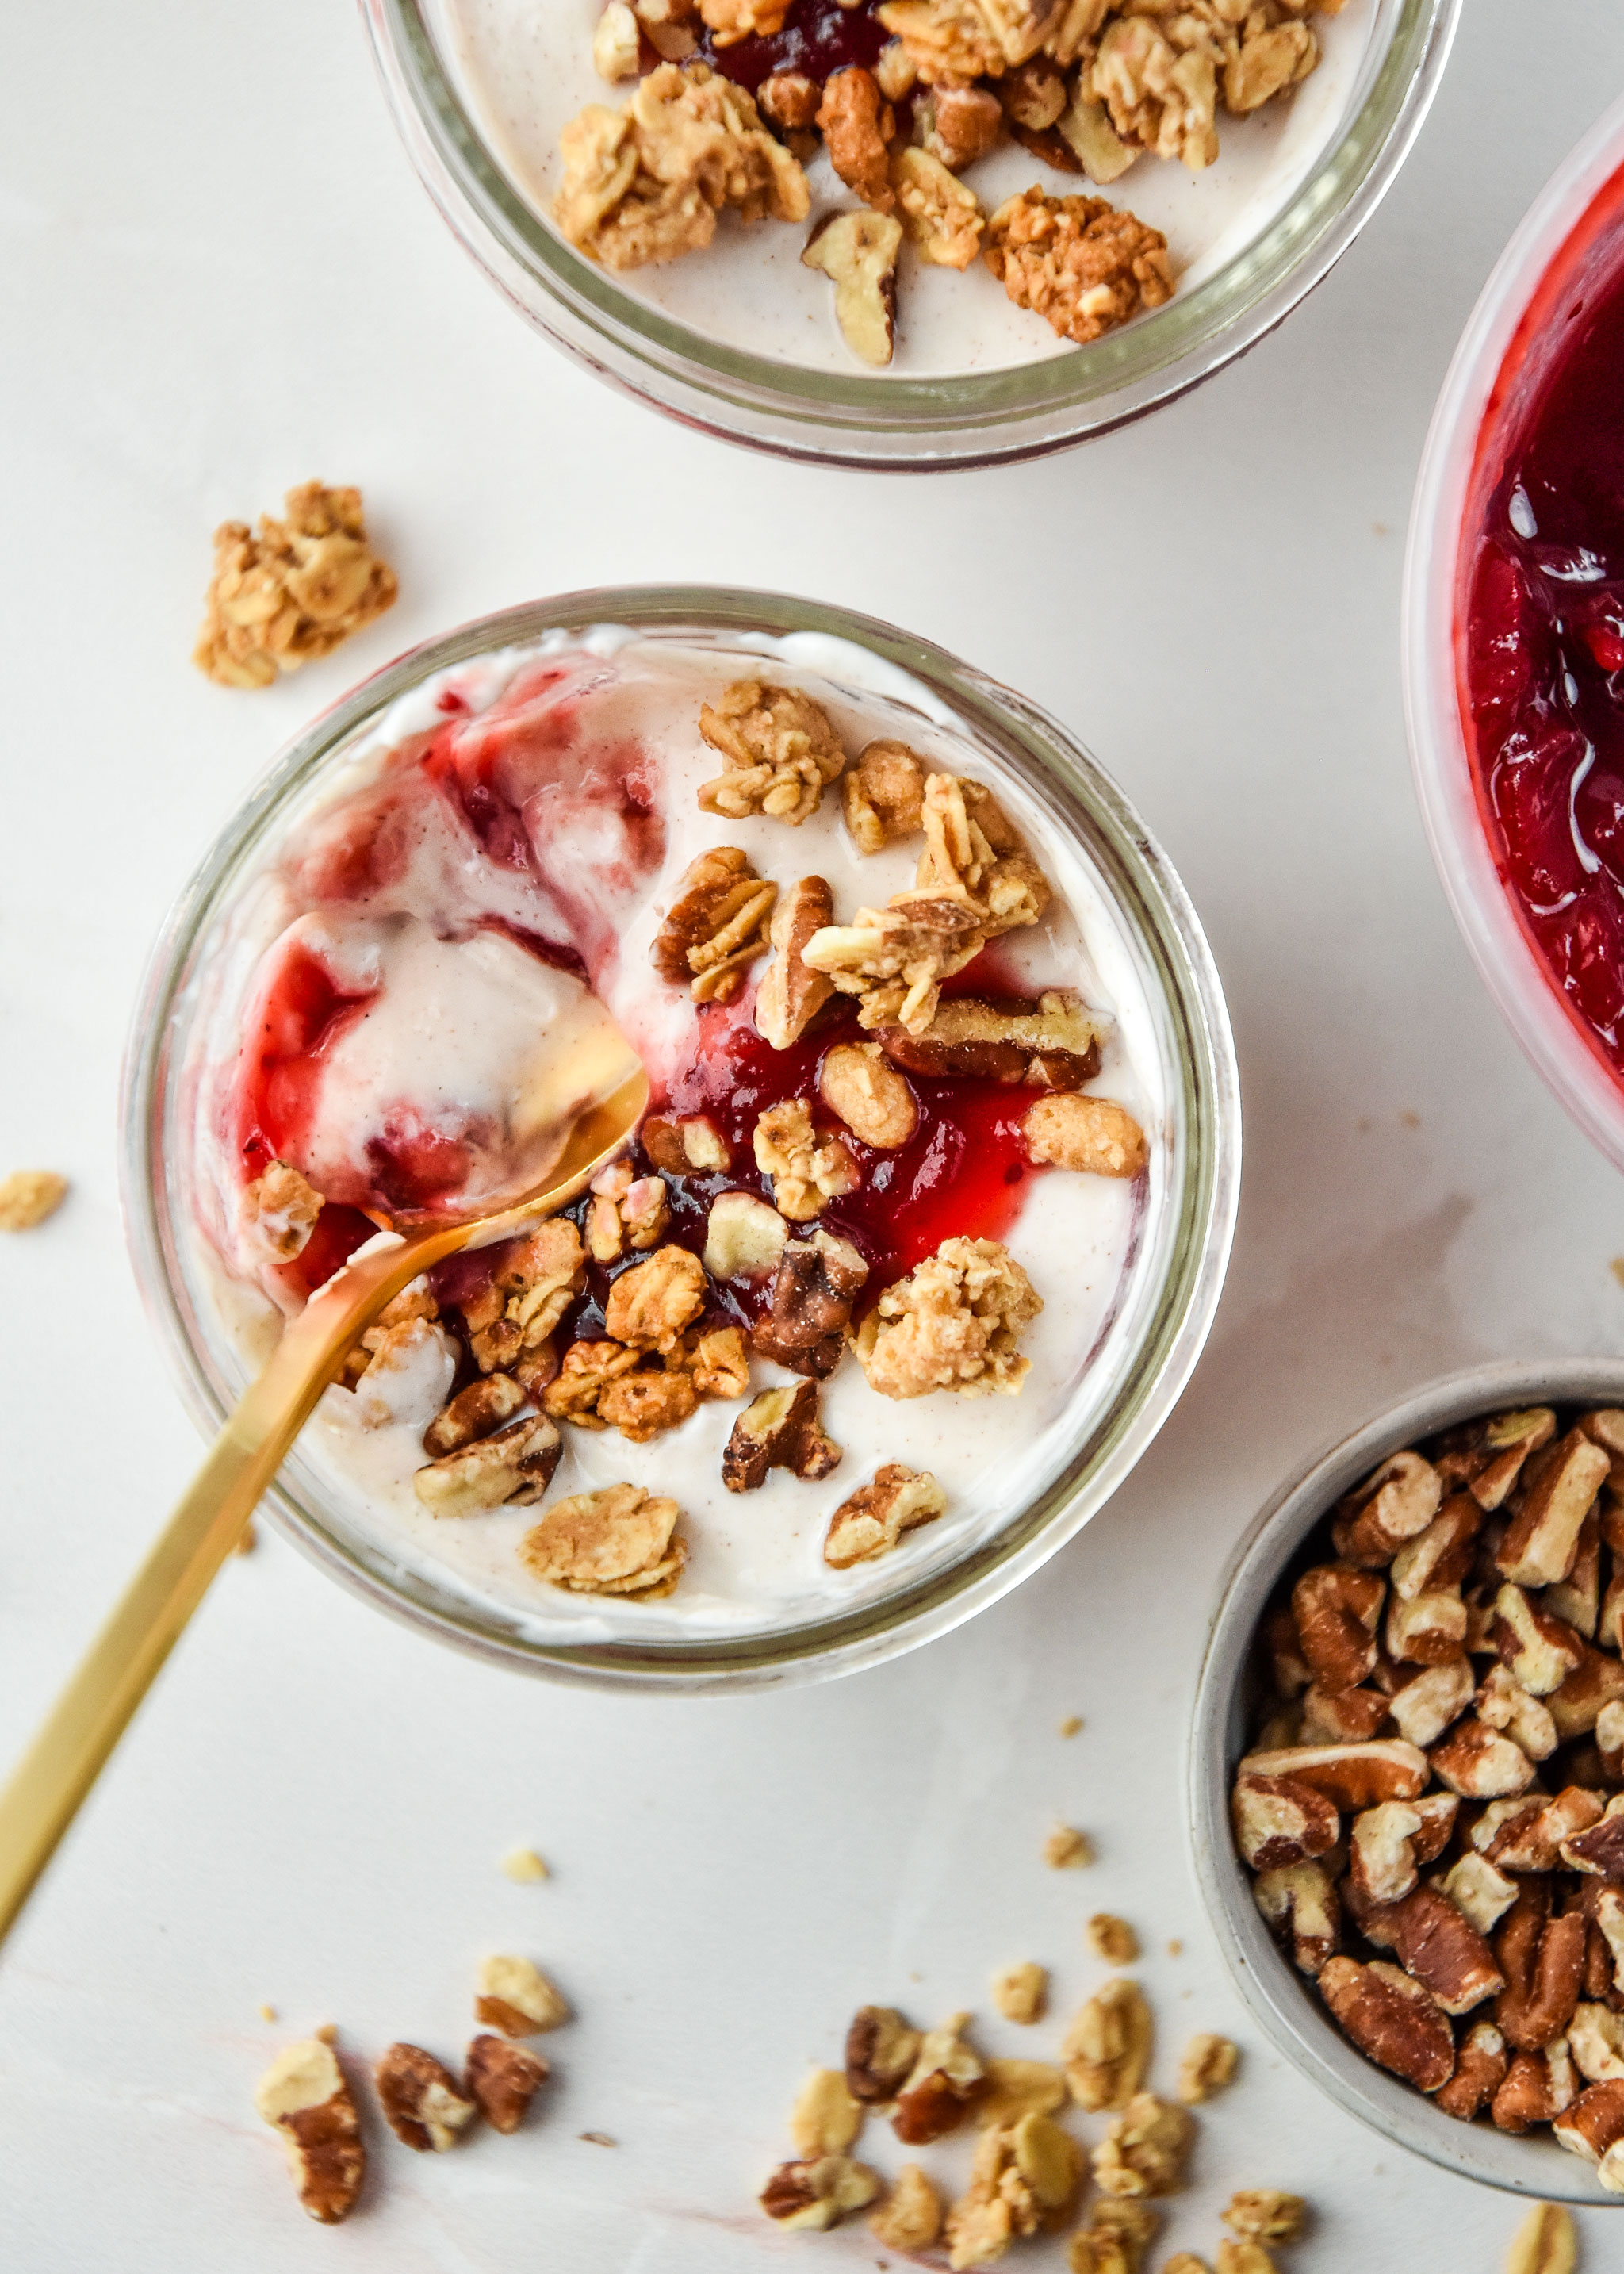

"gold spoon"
[0,1022,648,1945]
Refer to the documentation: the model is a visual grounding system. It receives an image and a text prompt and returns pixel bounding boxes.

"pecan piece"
[1331,1450,1443,1566]
[423,1373,526,1458]
[845,2005,921,2103]
[1317,1957,1455,2092]
[254,2038,366,2224]
[920,79,1002,169]
[754,876,836,1049]
[752,1228,868,1376]
[375,2042,477,2153]
[1253,1861,1339,1976]
[841,738,927,853]
[1554,2077,1624,2187]
[722,1380,841,1491]
[1300,1680,1390,1743]
[1549,1638,1624,1739]
[757,67,820,132]
[412,1413,561,1519]
[642,1112,731,1175]
[1369,1885,1503,2015]
[802,210,903,366]
[1491,1583,1584,1693]
[1388,1586,1469,1665]
[1388,1656,1474,1749]
[1477,1662,1559,1758]
[820,1041,917,1149]
[1569,2002,1624,2084]
[465,2034,548,2131]
[1430,1716,1536,1798]
[474,1954,569,2038]
[650,845,777,1002]
[1497,1431,1611,1587]
[1434,2019,1509,2120]
[1439,1852,1518,1938]
[519,1482,687,1600]
[1291,1563,1385,1693]
[1497,1892,1586,2050]
[892,2013,986,2143]
[761,2154,882,2229]
[1390,1492,1483,1598]
[825,1463,946,1566]
[1493,2044,1578,2132]
[1231,1772,1339,1873]
[817,67,896,211]
[879,990,1102,1087]
[1235,1739,1429,1810]
[1562,1797,1624,1881]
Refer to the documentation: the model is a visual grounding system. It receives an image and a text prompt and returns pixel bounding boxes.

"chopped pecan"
[984,184,1174,343]
[790,2067,863,2157]
[760,2154,882,2229]
[1493,2043,1578,2132]
[1497,1892,1586,2050]
[1563,1797,1624,1881]
[1253,1860,1340,1976]
[242,1159,324,1260]
[820,1042,917,1149]
[1434,2019,1509,2121]
[892,2013,986,2143]
[375,2043,477,2153]
[1331,1450,1442,1566]
[880,990,1103,1087]
[473,1954,569,2038]
[1390,1493,1483,1599]
[1176,2033,1238,2104]
[1553,2077,1624,2186]
[255,2038,365,2223]
[1317,1958,1455,2092]
[753,1097,859,1219]
[634,0,701,64]
[423,1373,526,1459]
[1365,1885,1503,2015]
[1001,55,1068,130]
[650,846,777,1003]
[1439,1852,1518,1938]
[1491,1583,1583,1694]
[1569,2001,1624,2084]
[1498,1431,1611,1587]
[413,1413,561,1519]
[1063,1977,1152,2111]
[757,68,820,131]
[1388,1586,1469,1665]
[464,2034,548,2132]
[195,482,396,690]
[991,1963,1048,2026]
[803,209,903,366]
[841,738,928,853]
[919,78,1003,167]
[1599,1698,1624,1780]
[1549,1639,1624,1739]
[1430,1716,1536,1799]
[1388,1657,1474,1748]
[856,1235,1040,1399]
[1230,1772,1339,1873]
[845,2005,921,2103]
[1291,1563,1385,1693]
[1477,1662,1558,1758]
[1236,1739,1429,1811]
[825,1463,946,1566]
[723,1380,841,1491]
[817,67,896,211]
[870,2163,942,2250]
[1087,12,1218,171]
[1499,1787,1603,1871]
[891,146,986,268]
[703,1189,788,1280]
[1301,1681,1390,1743]
[1091,2092,1193,2199]
[1349,1800,1427,1907]
[752,1228,868,1376]
[755,876,836,1049]
[603,1244,707,1351]
[519,1483,686,1599]
[642,1113,730,1175]
[1024,1091,1147,1177]
[1436,1406,1557,1508]
[699,679,848,823]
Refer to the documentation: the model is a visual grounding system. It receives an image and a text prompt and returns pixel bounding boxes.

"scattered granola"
[465,2034,549,2132]
[650,845,778,1002]
[1178,2033,1239,2104]
[603,1243,707,1351]
[1506,2202,1577,2274]
[195,482,396,689]
[1046,1824,1096,1869]
[1069,2198,1161,2274]
[474,1954,570,2037]
[374,2043,477,2153]
[519,1482,688,1599]
[1223,2190,1305,2244]
[846,2006,923,2103]
[892,144,986,267]
[946,2111,1082,2267]
[1059,1714,1084,1738]
[870,2161,944,2249]
[1088,1913,1140,1965]
[977,2056,1067,2127]
[893,2012,988,2143]
[992,1960,1049,2024]
[856,1235,1041,1398]
[698,678,848,823]
[0,1168,68,1233]
[241,1159,323,1261]
[790,2066,864,2155]
[1091,2091,1193,2197]
[254,2038,366,2224]
[1064,1977,1152,2111]
[825,1463,947,1566]
[500,1846,549,1883]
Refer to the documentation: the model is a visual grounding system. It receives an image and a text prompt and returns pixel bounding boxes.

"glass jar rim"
[363,0,1461,467]
[122,586,1240,1690]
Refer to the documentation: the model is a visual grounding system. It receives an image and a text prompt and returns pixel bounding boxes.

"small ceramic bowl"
[1189,1357,1624,2202]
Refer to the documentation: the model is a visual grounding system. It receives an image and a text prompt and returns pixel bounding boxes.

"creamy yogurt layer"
[427,0,1377,376]
[182,631,1169,1643]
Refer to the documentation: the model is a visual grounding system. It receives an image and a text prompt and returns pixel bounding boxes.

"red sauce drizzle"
[698,0,887,91]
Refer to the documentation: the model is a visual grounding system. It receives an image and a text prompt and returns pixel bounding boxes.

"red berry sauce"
[699,0,887,92]
[1463,185,1624,1071]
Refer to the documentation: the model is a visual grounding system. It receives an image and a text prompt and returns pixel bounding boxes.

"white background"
[3,3,1623,2267]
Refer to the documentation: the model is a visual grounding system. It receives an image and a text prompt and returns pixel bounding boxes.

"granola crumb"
[1088,1914,1139,1965]
[0,1169,67,1232]
[501,1846,550,1884]
[1177,2032,1239,2104]
[194,482,396,689]
[474,1954,569,2038]
[1167,1939,1183,1957]
[984,185,1173,346]
[699,677,848,823]
[1045,1825,1095,1869]
[259,2004,278,2023]
[580,2130,618,2146]
[991,1961,1048,2025]
[1058,1714,1083,1739]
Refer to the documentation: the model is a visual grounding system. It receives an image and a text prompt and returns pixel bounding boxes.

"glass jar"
[122,588,1239,1689]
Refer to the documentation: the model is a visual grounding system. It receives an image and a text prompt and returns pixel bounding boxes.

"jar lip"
[363,0,1461,467]
[121,587,1240,1690]
[1187,1355,1624,2199]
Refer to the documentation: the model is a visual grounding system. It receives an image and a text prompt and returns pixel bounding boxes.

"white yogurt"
[183,632,1170,1643]
[427,0,1380,378]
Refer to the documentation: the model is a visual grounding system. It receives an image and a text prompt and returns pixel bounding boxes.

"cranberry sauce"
[1464,226,1624,1072]
[699,0,887,92]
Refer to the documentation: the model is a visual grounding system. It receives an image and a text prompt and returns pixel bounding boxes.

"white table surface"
[5,3,1624,2266]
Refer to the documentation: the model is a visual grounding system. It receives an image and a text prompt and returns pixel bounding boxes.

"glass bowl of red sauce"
[121,589,1239,1691]
[1407,95,1624,1171]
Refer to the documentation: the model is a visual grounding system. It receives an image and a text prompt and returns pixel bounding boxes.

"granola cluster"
[562,0,1344,360]
[194,482,396,690]
[856,1235,1044,1399]
[1235,1402,1624,2183]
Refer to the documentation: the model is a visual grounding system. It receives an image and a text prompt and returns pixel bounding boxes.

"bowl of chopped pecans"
[361,0,1459,468]
[1190,1359,1624,2202]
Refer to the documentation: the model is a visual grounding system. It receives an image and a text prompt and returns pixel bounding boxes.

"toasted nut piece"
[1332,1451,1443,1566]
[413,1412,561,1519]
[1494,2043,1579,2133]
[1177,2034,1238,2103]
[757,67,820,131]
[255,2038,365,2223]
[821,1042,917,1149]
[1549,1638,1624,1739]
[678,1321,749,1401]
[1046,1824,1096,1869]
[462,2033,548,2132]
[1388,1657,1475,1749]
[842,739,928,853]
[519,1483,686,1600]
[991,1962,1048,2025]
[791,2067,863,2156]
[879,991,1102,1088]
[870,2161,944,2249]
[1501,1787,1604,1871]
[755,876,837,1049]
[603,1244,707,1350]
[1002,55,1067,131]
[1434,2019,1509,2121]
[975,2057,1067,2129]
[722,1380,841,1491]
[1350,1800,1427,1906]
[465,1218,588,1371]
[1222,2192,1304,2244]
[754,1097,859,1219]
[1231,1773,1339,1871]
[423,1373,527,1458]
[1439,1852,1519,1938]
[856,1234,1040,1399]
[825,1463,947,1567]
[761,2153,883,2228]
[699,681,847,826]
[593,0,641,79]
[1498,1895,1586,2051]
[474,1954,568,2038]
[1090,2092,1193,2199]
[753,1227,868,1376]
[1367,1885,1504,2015]
[241,1160,321,1259]
[1553,2076,1624,2184]
[631,0,699,65]
[1254,1860,1340,1976]
[702,1189,788,1280]
[1498,1431,1611,1586]
[1300,1681,1390,1743]
[1088,1914,1139,1965]
[1477,1662,1559,1758]
[1599,1699,1624,1780]
[375,2042,477,2152]
[893,2013,986,2144]
[642,1113,731,1175]
[1388,1587,1469,1665]
[1318,1956,1455,2092]
[1063,1977,1152,2111]
[1562,1796,1624,1879]
[1453,1408,1560,1507]
[1430,1717,1536,1799]
[1024,1091,1147,1178]
[803,209,902,366]
[920,79,1002,168]
[818,66,896,210]
[1292,1563,1385,1693]
[891,144,985,268]
[650,844,779,999]
[597,1363,699,1444]
[1237,1739,1428,1811]
[1570,2002,1624,2083]
[1491,1584,1584,1693]
[1391,1493,1484,1598]
[845,2006,921,2103]
[1506,2201,1578,2274]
